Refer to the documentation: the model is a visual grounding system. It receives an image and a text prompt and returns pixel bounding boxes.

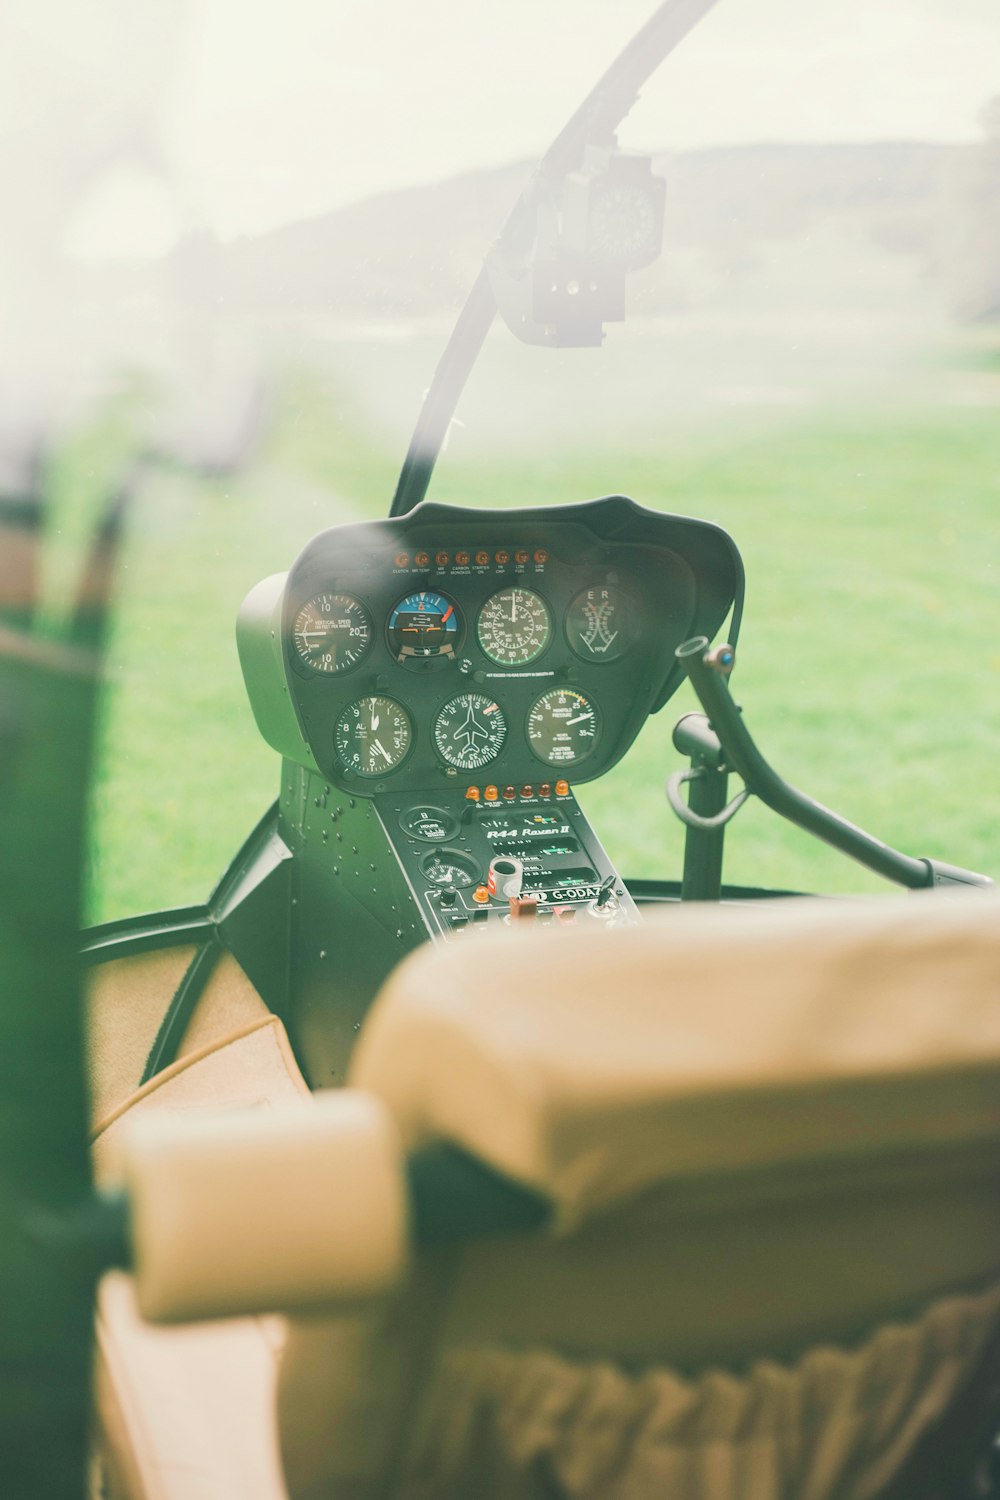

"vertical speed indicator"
[292,593,372,674]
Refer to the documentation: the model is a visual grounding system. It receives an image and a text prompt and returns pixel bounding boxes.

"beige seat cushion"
[351,890,1000,1226]
[93,1016,309,1500]
[271,890,1000,1500]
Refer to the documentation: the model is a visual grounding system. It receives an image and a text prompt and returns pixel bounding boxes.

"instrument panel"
[240,496,743,797]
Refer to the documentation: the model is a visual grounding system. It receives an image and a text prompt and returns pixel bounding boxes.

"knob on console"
[488,856,524,900]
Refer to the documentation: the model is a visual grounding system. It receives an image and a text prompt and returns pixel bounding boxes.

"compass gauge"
[292,593,372,674]
[477,588,551,666]
[434,693,507,771]
[334,696,412,778]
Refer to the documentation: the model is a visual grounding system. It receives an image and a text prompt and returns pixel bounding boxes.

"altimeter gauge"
[527,688,600,767]
[292,593,372,673]
[477,587,551,666]
[434,692,507,771]
[566,585,636,663]
[334,696,412,778]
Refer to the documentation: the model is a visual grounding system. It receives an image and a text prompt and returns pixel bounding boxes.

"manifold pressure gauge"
[335,696,412,778]
[477,587,551,666]
[527,688,600,767]
[434,692,507,771]
[292,593,372,673]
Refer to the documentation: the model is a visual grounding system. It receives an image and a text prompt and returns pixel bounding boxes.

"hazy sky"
[7,0,1000,256]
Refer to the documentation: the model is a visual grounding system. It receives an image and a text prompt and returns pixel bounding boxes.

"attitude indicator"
[388,591,461,660]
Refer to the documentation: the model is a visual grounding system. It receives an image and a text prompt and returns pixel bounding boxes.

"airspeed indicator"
[477,587,551,666]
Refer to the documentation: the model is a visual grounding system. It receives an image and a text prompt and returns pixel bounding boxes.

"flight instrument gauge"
[477,587,551,666]
[292,593,372,674]
[434,692,507,771]
[388,591,461,660]
[334,696,412,778]
[566,585,637,663]
[527,688,600,767]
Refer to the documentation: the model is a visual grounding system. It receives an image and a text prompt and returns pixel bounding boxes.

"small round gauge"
[388,590,461,660]
[434,692,507,771]
[527,688,600,768]
[588,183,660,267]
[477,587,551,666]
[292,593,372,674]
[420,849,479,888]
[334,696,412,779]
[566,585,637,663]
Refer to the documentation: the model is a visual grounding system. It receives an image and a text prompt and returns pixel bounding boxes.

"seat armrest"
[122,1090,408,1323]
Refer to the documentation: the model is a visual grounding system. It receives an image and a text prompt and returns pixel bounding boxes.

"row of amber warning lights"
[466,780,570,803]
[394,548,549,568]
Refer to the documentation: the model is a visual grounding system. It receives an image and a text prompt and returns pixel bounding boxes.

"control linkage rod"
[675,637,993,892]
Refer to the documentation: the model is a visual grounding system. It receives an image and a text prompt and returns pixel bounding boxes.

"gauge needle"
[566,712,591,725]
[371,710,380,732]
[372,739,391,763]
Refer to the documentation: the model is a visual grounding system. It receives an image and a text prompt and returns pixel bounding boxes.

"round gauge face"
[334,696,412,779]
[292,593,372,674]
[566,585,637,663]
[434,692,507,771]
[420,850,479,888]
[388,590,461,660]
[589,183,658,264]
[527,688,600,768]
[477,588,552,666]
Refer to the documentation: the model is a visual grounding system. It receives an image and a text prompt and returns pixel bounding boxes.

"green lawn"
[83,369,1000,923]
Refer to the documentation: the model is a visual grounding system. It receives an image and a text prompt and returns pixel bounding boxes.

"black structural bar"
[140,935,224,1085]
[389,0,721,519]
[676,637,935,890]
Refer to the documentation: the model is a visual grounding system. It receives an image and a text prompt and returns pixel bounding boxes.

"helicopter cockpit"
[1,1,999,1498]
[236,495,743,1080]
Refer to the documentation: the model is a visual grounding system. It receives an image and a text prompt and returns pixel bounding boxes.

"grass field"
[80,354,1000,924]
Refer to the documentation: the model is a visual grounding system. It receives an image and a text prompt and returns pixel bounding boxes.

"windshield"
[10,0,996,922]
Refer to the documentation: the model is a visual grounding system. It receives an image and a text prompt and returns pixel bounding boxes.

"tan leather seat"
[104,890,1000,1500]
[280,891,1000,1499]
[93,1017,310,1500]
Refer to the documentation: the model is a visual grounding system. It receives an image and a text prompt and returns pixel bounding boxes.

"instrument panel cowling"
[240,496,743,797]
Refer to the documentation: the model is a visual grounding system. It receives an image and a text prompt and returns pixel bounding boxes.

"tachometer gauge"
[434,692,507,771]
[527,688,600,767]
[566,585,636,663]
[334,696,412,778]
[292,593,372,674]
[477,587,551,666]
[388,591,461,660]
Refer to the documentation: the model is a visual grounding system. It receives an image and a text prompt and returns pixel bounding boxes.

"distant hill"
[184,141,967,323]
